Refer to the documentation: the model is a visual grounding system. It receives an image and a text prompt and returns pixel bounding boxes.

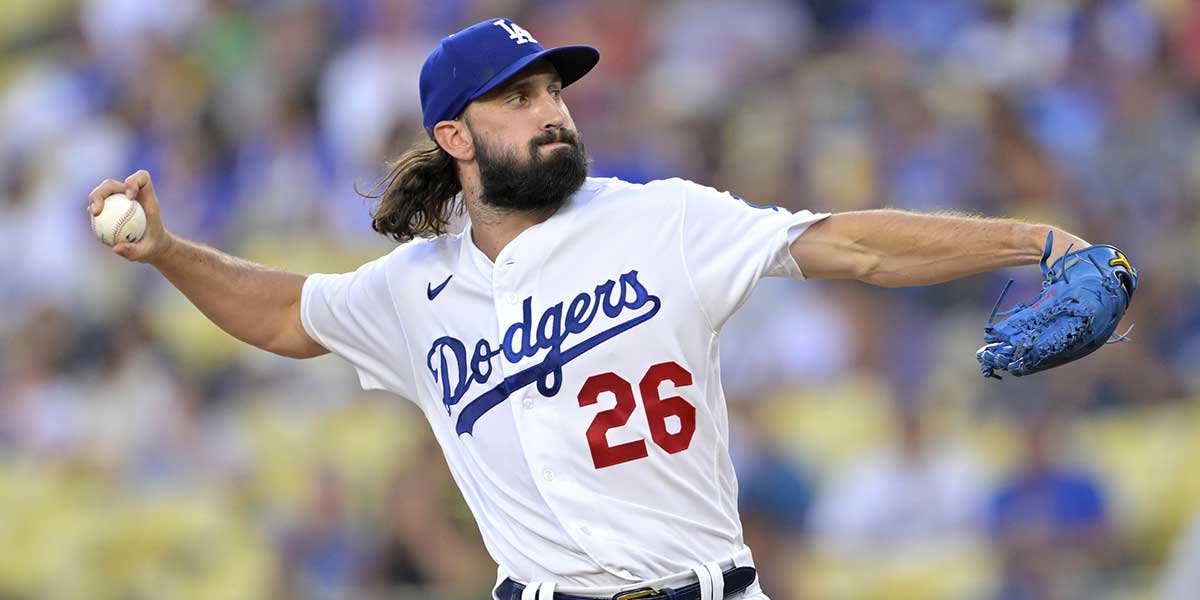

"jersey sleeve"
[300,253,418,400]
[678,179,829,330]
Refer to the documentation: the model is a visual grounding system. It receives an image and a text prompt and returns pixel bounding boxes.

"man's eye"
[550,89,562,98]
[509,94,528,106]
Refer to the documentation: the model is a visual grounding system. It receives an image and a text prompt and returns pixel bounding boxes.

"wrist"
[1016,223,1090,266]
[148,232,181,268]
[1014,223,1051,264]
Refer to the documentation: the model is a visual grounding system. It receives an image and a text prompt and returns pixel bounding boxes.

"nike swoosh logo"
[427,275,452,300]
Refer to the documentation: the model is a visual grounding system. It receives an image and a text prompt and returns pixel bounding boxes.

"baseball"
[91,193,146,246]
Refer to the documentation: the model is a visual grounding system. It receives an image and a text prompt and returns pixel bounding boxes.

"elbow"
[850,254,893,286]
[860,268,909,288]
[856,258,928,288]
[858,265,951,288]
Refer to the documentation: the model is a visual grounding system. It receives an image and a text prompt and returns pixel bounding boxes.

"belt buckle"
[613,587,670,600]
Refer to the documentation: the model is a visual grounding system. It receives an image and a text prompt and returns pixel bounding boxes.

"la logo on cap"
[419,18,598,134]
[493,19,538,45]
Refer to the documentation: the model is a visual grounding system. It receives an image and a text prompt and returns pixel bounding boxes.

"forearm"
[150,235,326,357]
[794,210,1089,287]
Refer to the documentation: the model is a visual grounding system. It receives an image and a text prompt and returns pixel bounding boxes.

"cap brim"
[469,45,600,103]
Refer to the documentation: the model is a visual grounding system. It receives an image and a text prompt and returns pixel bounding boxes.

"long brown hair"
[361,141,462,243]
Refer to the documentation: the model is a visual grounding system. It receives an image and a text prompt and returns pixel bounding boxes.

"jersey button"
[522,397,534,410]
[542,468,555,482]
[505,292,519,305]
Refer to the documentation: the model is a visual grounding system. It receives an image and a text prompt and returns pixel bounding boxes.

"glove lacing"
[981,232,1135,375]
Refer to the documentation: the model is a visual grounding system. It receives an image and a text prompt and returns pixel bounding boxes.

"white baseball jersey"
[301,176,829,588]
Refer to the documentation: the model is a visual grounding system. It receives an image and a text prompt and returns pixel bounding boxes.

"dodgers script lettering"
[427,270,662,435]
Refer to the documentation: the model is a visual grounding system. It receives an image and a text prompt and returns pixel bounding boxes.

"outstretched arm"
[88,171,329,359]
[790,209,1089,287]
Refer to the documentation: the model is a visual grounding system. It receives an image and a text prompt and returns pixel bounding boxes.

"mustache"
[531,128,580,147]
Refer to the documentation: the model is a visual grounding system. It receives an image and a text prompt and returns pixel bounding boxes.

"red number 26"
[577,361,696,469]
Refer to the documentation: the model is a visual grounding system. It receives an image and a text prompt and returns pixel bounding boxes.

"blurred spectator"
[987,410,1114,600]
[731,402,815,600]
[719,278,855,400]
[279,464,362,597]
[1,304,88,457]
[810,399,986,553]
[361,436,493,596]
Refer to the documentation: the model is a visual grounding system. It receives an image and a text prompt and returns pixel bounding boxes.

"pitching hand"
[88,170,174,264]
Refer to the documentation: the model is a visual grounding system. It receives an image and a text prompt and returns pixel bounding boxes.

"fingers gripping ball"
[976,232,1138,379]
[91,193,146,246]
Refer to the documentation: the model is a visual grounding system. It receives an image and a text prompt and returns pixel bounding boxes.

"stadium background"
[2,0,1199,598]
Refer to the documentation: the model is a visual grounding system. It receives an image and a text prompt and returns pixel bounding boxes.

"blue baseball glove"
[977,232,1137,379]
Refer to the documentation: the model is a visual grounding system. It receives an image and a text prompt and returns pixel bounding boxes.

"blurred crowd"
[2,0,1199,598]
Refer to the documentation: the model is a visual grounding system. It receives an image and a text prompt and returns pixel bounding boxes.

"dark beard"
[473,127,589,212]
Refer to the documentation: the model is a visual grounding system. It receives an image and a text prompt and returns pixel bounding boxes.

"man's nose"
[536,94,566,130]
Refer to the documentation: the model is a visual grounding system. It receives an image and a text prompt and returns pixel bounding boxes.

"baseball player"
[88,18,1133,600]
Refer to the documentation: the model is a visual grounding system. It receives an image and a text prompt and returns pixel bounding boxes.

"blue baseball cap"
[419,18,600,136]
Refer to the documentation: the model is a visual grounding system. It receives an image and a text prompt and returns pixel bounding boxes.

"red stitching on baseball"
[111,202,138,247]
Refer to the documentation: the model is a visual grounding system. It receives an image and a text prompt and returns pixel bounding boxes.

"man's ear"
[433,120,474,161]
